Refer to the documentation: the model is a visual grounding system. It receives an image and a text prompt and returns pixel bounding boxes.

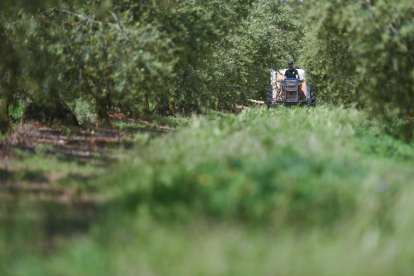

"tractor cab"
[267,69,315,107]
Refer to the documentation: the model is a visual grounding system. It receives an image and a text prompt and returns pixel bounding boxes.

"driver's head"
[288,61,294,69]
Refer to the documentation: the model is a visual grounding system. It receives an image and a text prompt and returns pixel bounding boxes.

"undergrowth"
[2,105,414,275]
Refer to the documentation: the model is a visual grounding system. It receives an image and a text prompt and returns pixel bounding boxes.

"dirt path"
[0,118,173,248]
[1,119,170,199]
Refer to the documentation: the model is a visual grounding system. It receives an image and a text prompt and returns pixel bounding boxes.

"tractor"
[266,69,315,107]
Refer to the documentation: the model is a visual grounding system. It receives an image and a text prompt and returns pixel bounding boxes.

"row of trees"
[0,0,300,132]
[2,0,412,137]
[300,0,414,138]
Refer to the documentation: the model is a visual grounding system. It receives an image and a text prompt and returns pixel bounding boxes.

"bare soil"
[0,116,173,248]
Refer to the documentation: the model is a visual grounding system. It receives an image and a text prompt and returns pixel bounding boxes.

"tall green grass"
[8,99,28,121]
[3,106,414,275]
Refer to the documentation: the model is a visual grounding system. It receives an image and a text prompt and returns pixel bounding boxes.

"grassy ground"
[1,104,414,275]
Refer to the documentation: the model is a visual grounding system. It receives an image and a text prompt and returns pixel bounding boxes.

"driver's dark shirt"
[284,68,299,79]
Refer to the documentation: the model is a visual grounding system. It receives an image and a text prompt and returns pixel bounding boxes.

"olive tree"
[301,0,414,126]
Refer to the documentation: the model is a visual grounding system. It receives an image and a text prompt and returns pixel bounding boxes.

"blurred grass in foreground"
[2,105,414,275]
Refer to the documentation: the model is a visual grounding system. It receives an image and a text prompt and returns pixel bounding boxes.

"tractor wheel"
[307,100,316,107]
[307,97,316,107]
[266,85,273,103]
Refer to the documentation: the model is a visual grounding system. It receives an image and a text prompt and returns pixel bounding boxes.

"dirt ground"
[0,116,174,249]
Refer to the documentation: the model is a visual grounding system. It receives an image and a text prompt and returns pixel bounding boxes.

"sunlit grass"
[2,105,414,275]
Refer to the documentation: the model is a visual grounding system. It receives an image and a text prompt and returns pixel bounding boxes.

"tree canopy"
[0,0,300,131]
[1,0,413,137]
[301,0,414,138]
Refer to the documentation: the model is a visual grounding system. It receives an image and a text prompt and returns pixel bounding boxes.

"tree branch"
[59,10,120,31]
[58,9,128,40]
[60,9,108,27]
[109,10,122,32]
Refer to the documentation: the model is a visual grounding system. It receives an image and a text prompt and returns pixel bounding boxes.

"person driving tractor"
[284,61,299,79]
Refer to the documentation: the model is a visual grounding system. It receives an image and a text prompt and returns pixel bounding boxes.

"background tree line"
[300,0,414,139]
[1,0,413,138]
[0,0,299,132]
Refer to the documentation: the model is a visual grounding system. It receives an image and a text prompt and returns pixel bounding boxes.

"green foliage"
[99,105,413,227]
[356,117,414,161]
[300,0,414,135]
[67,98,95,123]
[8,99,28,119]
[3,107,414,275]
[0,0,66,131]
[0,0,300,130]
[204,1,301,108]
[3,0,414,274]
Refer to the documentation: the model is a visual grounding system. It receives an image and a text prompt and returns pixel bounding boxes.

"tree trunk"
[169,98,176,116]
[0,90,10,134]
[23,102,79,126]
[95,86,110,125]
[215,91,220,111]
[142,91,150,117]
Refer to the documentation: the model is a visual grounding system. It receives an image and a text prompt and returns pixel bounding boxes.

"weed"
[2,106,414,275]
